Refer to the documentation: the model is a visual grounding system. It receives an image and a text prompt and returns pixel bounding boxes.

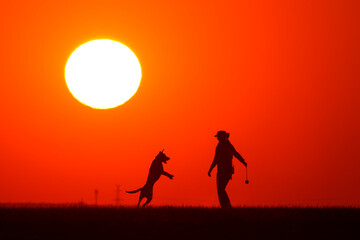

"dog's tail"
[126,187,142,194]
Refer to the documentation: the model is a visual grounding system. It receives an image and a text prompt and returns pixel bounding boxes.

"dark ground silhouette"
[0,206,359,240]
[126,150,173,207]
[208,131,247,208]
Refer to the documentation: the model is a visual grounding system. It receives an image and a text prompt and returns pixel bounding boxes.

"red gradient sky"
[1,0,359,207]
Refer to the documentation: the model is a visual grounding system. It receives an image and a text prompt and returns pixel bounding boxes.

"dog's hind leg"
[142,196,152,207]
[137,193,145,208]
[142,191,153,207]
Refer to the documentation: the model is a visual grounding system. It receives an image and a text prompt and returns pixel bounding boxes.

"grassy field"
[0,206,359,240]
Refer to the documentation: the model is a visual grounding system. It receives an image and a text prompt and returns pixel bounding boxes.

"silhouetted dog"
[126,150,174,207]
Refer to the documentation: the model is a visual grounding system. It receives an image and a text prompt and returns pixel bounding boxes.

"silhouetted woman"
[208,131,247,208]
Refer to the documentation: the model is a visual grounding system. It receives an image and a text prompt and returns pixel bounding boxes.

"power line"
[115,185,121,206]
[94,189,99,206]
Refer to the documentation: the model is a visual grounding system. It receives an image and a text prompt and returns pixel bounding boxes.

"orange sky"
[1,0,359,207]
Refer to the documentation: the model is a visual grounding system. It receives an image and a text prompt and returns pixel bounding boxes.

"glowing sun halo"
[65,39,142,109]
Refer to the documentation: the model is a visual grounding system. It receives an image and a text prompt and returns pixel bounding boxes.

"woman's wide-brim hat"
[215,130,228,138]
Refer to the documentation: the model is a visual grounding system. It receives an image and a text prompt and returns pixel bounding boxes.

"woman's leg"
[216,172,232,208]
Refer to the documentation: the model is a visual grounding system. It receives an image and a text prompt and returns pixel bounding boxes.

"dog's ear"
[161,149,164,153]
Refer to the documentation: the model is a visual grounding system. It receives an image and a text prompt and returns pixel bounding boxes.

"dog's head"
[155,150,170,164]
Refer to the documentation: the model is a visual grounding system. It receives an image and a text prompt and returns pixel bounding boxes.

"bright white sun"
[65,39,142,109]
